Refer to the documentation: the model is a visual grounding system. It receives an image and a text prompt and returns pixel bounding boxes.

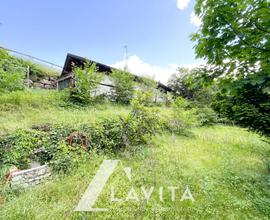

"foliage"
[196,106,218,126]
[81,93,161,151]
[139,76,157,90]
[126,91,161,144]
[111,69,135,104]
[69,61,103,104]
[211,83,270,136]
[137,76,157,104]
[0,90,130,135]
[48,142,82,174]
[191,0,270,136]
[0,125,74,173]
[1,126,269,219]
[166,97,198,134]
[192,0,269,76]
[168,67,214,105]
[0,129,42,169]
[0,89,65,109]
[0,97,161,173]
[0,49,25,92]
[13,58,60,77]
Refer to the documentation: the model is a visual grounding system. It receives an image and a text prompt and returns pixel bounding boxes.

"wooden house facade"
[57,53,172,101]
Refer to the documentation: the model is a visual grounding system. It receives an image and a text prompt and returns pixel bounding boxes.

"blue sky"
[0,0,202,83]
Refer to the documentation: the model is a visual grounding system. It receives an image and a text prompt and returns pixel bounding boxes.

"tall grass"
[0,90,130,134]
[0,89,63,108]
[0,126,269,219]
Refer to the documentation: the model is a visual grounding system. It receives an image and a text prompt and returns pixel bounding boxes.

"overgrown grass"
[0,90,130,134]
[0,126,269,219]
[13,57,60,77]
[0,89,269,219]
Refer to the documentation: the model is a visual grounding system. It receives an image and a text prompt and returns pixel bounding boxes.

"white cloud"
[177,0,191,10]
[190,11,202,27]
[111,55,204,84]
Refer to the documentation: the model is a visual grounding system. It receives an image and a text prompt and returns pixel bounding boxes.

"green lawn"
[0,125,269,219]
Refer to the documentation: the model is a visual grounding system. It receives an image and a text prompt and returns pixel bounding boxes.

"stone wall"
[24,75,57,89]
[10,165,51,188]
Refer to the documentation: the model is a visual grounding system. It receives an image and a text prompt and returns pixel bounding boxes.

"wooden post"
[26,66,30,88]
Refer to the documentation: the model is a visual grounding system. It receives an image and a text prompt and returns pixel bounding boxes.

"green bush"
[166,97,198,134]
[137,76,157,104]
[212,82,270,137]
[0,98,161,174]
[48,142,82,174]
[81,93,161,151]
[126,92,161,144]
[0,124,79,174]
[69,61,103,104]
[110,69,135,104]
[168,67,214,106]
[196,107,218,126]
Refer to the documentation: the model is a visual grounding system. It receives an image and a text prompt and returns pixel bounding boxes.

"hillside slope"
[0,125,269,219]
[0,90,269,219]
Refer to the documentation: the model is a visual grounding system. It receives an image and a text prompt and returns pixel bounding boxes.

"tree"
[111,69,134,104]
[191,0,270,136]
[168,67,214,105]
[137,76,157,105]
[69,61,103,104]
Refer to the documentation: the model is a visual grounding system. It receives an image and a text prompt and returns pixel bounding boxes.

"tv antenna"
[124,45,128,71]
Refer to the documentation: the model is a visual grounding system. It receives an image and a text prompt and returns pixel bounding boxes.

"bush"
[0,129,44,169]
[212,82,270,137]
[126,92,161,144]
[166,97,198,134]
[48,142,81,174]
[69,61,103,104]
[137,76,157,104]
[81,93,161,151]
[0,98,161,174]
[196,107,218,126]
[110,69,135,104]
[168,67,214,105]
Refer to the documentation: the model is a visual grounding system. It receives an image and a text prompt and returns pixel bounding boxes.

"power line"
[0,46,63,69]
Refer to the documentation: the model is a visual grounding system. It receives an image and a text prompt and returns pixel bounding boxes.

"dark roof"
[61,53,172,92]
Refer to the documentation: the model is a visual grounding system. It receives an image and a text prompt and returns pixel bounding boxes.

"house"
[57,53,172,101]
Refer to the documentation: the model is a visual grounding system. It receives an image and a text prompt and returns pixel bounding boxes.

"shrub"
[212,82,270,137]
[126,92,161,145]
[166,97,198,134]
[48,142,81,174]
[110,69,135,104]
[81,93,161,151]
[0,100,161,174]
[133,90,155,106]
[196,107,218,126]
[137,76,158,104]
[69,61,103,104]
[168,67,214,105]
[0,129,44,169]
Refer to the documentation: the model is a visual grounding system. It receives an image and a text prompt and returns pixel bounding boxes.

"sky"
[0,0,203,83]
